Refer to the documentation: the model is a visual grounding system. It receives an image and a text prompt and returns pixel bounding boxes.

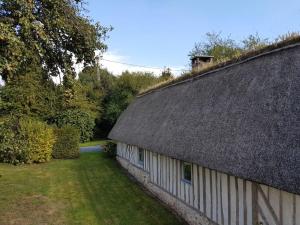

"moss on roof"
[139,36,300,96]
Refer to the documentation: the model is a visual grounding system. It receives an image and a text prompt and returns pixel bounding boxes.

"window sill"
[137,161,144,167]
[181,179,192,185]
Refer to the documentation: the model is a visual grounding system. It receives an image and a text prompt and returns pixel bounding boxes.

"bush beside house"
[103,142,117,157]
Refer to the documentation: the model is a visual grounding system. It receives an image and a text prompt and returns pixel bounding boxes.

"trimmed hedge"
[19,118,55,163]
[0,117,55,164]
[52,125,80,159]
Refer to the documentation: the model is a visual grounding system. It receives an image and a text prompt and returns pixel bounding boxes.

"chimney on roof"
[191,55,214,72]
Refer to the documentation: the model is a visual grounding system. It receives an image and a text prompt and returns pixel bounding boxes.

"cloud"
[0,51,188,86]
[99,51,187,76]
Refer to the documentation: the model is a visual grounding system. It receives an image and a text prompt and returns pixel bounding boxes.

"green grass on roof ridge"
[138,35,300,97]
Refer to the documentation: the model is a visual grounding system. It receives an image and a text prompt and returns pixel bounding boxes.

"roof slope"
[109,43,300,195]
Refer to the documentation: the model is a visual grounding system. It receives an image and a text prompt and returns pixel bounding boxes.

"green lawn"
[0,152,183,225]
[79,139,109,147]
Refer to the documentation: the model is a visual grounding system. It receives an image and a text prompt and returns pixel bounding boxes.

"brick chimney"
[191,55,213,72]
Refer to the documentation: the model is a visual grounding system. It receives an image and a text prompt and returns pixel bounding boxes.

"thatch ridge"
[139,36,300,96]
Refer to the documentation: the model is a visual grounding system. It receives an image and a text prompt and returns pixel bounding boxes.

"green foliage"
[190,32,242,62]
[84,70,169,136]
[0,0,111,82]
[102,71,162,125]
[52,126,80,159]
[79,66,111,101]
[78,67,115,119]
[62,78,97,118]
[0,0,109,143]
[0,117,55,164]
[54,109,95,142]
[0,0,114,147]
[78,67,116,137]
[190,32,270,62]
[103,142,117,158]
[19,117,55,163]
[0,120,27,164]
[0,22,26,80]
[0,71,61,120]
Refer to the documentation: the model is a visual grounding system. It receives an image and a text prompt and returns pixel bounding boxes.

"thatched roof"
[109,41,300,195]
[140,36,300,95]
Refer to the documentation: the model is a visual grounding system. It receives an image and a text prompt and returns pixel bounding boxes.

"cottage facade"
[109,41,300,225]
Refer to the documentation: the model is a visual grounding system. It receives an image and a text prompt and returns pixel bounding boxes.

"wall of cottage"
[117,143,300,225]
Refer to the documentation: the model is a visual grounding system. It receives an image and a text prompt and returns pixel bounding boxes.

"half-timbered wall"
[117,143,300,225]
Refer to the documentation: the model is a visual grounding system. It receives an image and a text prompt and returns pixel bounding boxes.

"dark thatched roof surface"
[109,42,300,195]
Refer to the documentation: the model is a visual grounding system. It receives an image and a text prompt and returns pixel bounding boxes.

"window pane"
[183,163,192,182]
[138,149,144,165]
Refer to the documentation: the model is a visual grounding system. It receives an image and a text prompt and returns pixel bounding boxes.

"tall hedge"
[54,109,95,142]
[52,126,80,159]
[0,117,55,164]
[0,121,27,164]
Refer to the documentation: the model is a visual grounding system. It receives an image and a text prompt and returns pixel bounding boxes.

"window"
[182,162,192,183]
[138,148,144,166]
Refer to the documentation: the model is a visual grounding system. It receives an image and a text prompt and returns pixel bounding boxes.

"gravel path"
[80,145,102,153]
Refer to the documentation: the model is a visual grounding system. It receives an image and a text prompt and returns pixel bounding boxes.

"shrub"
[54,109,95,143]
[52,126,80,159]
[19,118,55,163]
[0,117,55,164]
[103,141,117,158]
[0,120,27,164]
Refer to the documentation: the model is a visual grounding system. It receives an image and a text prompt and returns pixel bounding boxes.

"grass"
[0,152,184,225]
[79,139,109,147]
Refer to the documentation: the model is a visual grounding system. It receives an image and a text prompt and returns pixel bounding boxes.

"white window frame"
[182,162,192,184]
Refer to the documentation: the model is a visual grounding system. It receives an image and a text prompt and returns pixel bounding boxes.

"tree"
[189,32,242,62]
[78,66,115,114]
[54,109,95,142]
[78,66,116,137]
[0,0,112,142]
[0,66,61,120]
[100,71,163,135]
[0,0,111,82]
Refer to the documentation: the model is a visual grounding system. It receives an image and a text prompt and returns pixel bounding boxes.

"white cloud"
[1,51,187,86]
[99,51,187,76]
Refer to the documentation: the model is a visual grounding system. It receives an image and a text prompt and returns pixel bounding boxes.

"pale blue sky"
[86,0,300,74]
